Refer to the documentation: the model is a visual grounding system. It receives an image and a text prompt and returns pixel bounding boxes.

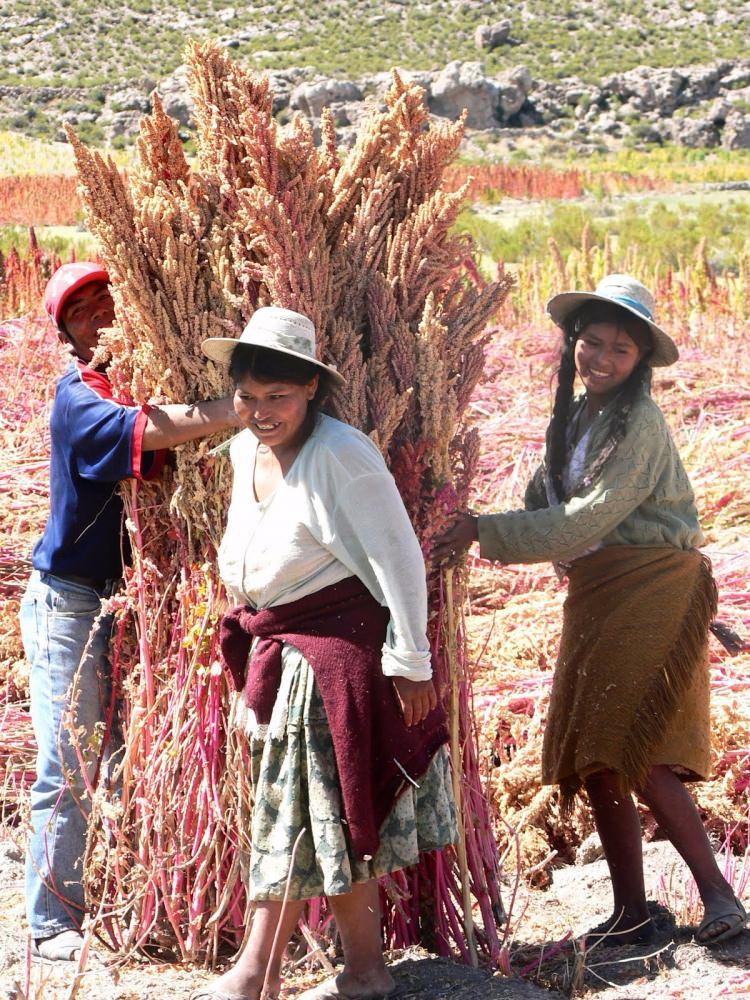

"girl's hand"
[431,513,479,566]
[392,677,438,727]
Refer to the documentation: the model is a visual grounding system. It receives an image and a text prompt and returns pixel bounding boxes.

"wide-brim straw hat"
[201,306,345,385]
[545,273,679,367]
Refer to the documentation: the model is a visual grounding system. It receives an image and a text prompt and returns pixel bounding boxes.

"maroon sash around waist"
[219,575,448,859]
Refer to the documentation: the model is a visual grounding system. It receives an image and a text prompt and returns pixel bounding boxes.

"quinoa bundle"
[66,42,511,965]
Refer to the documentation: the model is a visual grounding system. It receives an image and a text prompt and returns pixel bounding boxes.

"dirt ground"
[0,831,747,1000]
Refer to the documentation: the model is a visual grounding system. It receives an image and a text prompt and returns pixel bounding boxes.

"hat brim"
[201,336,346,386]
[546,291,679,367]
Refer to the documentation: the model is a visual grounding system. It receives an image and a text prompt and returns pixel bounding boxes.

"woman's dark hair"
[228,344,331,415]
[546,301,653,502]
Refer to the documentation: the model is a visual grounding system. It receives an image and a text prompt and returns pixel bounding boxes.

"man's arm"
[142,397,241,450]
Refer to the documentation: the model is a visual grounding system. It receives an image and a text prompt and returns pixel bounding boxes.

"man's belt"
[48,572,121,595]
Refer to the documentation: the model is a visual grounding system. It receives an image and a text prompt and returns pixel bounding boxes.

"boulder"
[518,110,544,128]
[325,99,373,129]
[591,114,621,136]
[563,83,597,107]
[474,20,511,51]
[631,120,667,145]
[156,65,194,127]
[429,60,499,129]
[617,97,643,119]
[722,110,750,149]
[680,62,730,104]
[584,102,603,123]
[107,87,151,113]
[494,64,531,120]
[721,61,750,91]
[361,69,436,100]
[707,98,733,124]
[289,78,363,120]
[265,66,315,113]
[728,85,750,106]
[670,116,719,148]
[104,110,143,139]
[603,66,686,115]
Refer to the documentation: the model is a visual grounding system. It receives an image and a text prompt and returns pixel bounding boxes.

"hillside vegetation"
[5,0,750,87]
[3,1,750,107]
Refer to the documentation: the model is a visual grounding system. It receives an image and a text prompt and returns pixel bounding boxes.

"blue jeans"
[20,571,118,938]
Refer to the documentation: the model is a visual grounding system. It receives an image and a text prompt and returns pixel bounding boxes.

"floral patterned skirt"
[235,642,458,901]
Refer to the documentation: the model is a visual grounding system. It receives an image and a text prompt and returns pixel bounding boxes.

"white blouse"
[544,404,604,573]
[218,414,433,682]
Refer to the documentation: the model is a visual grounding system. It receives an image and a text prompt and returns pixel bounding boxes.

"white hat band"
[249,327,315,357]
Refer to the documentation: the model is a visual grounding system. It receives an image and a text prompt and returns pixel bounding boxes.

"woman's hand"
[392,677,438,727]
[431,513,479,567]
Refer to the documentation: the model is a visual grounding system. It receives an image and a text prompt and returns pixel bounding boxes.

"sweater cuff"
[477,513,508,563]
[380,646,433,682]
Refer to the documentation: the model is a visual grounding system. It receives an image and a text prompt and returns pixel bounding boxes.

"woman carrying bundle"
[433,274,746,948]
[192,307,456,1000]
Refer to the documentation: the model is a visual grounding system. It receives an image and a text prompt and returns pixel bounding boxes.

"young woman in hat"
[193,307,456,1000]
[433,274,746,949]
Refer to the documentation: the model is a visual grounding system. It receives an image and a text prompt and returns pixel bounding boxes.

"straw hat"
[201,306,345,384]
[545,273,679,367]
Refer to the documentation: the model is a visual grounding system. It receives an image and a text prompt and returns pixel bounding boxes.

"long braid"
[608,361,652,444]
[576,361,651,495]
[546,326,577,501]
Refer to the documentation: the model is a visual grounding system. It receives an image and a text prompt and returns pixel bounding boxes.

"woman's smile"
[574,321,643,403]
[580,365,616,387]
[234,372,318,453]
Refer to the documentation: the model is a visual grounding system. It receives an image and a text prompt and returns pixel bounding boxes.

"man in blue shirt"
[20,262,240,961]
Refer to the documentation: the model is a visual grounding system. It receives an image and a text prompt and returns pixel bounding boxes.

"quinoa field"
[0,109,748,999]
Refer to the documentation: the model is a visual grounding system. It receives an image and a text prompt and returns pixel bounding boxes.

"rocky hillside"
[2,0,750,151]
[8,56,749,156]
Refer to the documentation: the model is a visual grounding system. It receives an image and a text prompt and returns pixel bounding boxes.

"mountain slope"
[3,0,750,90]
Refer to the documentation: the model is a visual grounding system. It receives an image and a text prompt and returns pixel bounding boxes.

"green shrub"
[455,196,750,271]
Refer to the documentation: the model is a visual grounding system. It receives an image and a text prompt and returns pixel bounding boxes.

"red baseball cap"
[43,262,110,327]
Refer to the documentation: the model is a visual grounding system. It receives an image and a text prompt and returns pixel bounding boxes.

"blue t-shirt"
[32,361,165,580]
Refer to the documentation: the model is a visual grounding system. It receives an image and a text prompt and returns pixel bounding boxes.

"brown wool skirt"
[542,545,717,811]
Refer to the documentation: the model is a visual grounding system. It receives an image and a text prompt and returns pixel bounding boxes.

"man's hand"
[392,676,438,727]
[431,513,479,567]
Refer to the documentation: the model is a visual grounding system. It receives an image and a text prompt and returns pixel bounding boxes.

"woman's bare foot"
[191,897,305,1000]
[189,969,280,1000]
[297,965,396,999]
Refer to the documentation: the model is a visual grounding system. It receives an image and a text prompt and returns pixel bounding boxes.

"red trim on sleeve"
[131,403,167,482]
[131,406,150,480]
[79,364,166,481]
[130,406,151,479]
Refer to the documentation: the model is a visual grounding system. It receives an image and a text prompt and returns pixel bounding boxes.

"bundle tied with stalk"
[65,41,512,968]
